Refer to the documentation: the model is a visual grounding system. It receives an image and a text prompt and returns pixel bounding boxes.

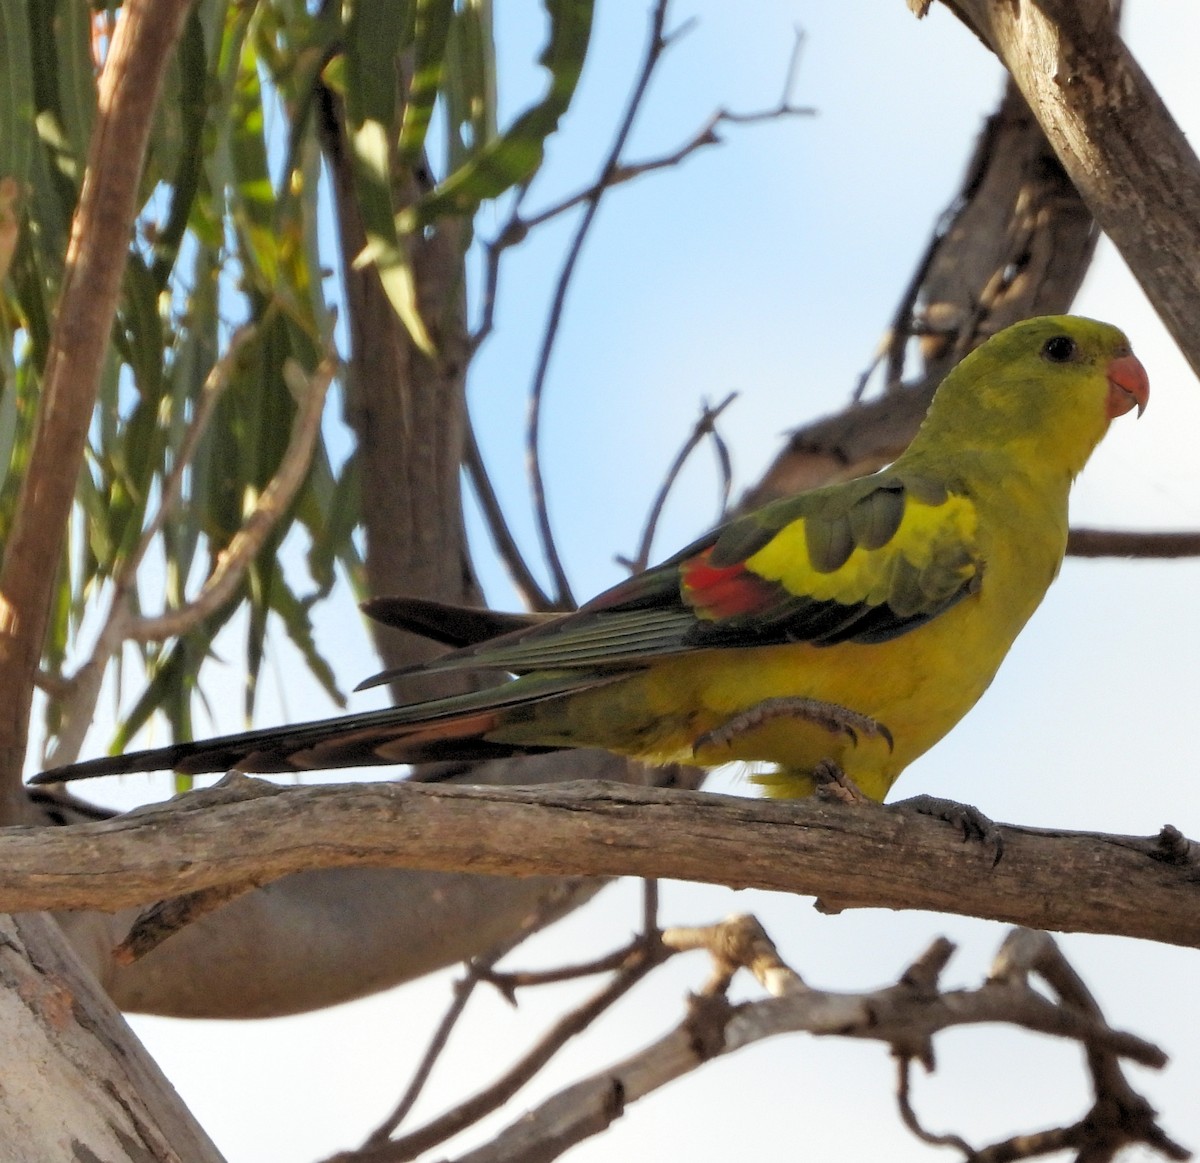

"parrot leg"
[692,696,894,756]
[894,793,1004,864]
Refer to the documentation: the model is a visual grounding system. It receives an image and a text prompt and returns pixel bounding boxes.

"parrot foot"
[894,793,1004,865]
[810,758,874,806]
[693,696,894,756]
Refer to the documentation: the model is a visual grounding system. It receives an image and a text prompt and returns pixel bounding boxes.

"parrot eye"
[1041,335,1077,363]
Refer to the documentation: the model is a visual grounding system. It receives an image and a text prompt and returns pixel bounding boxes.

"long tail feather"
[31,672,619,783]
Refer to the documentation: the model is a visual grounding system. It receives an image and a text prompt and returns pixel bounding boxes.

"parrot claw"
[894,793,1004,864]
[693,696,894,757]
[811,758,874,806]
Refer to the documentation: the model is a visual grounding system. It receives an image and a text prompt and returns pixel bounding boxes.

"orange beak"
[1106,352,1149,419]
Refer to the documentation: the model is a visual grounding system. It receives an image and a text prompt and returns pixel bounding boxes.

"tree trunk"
[0,911,223,1161]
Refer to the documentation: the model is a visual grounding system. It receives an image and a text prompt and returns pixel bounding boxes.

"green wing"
[358,469,983,688]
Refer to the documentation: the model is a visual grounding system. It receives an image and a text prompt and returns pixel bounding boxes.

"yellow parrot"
[34,315,1148,802]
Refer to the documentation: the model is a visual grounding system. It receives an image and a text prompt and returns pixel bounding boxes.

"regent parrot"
[33,315,1149,801]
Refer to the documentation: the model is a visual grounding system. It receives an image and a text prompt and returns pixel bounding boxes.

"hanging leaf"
[400,0,593,230]
[340,0,437,355]
[0,0,36,189]
[398,0,455,166]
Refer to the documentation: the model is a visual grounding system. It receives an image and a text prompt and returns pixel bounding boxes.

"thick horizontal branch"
[4,778,1198,946]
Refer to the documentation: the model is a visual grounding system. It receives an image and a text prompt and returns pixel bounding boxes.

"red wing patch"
[681,549,782,620]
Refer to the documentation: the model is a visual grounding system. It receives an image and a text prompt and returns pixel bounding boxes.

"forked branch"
[363,916,1181,1163]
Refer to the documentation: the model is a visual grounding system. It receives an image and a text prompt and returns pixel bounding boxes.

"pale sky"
[63,3,1200,1160]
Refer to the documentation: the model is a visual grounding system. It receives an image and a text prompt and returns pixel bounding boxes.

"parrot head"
[910,314,1149,479]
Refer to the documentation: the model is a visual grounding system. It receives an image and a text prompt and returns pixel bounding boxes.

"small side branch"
[339,935,671,1163]
[1066,528,1200,559]
[42,324,259,769]
[521,0,677,610]
[463,423,554,611]
[620,392,736,575]
[129,351,336,642]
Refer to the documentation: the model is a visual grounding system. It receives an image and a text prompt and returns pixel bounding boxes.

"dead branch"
[1066,529,1200,559]
[469,0,810,611]
[463,425,555,611]
[475,935,651,995]
[468,25,811,356]
[416,917,1181,1163]
[523,0,676,610]
[4,779,1199,948]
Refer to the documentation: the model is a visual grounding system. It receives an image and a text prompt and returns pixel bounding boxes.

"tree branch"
[621,392,736,574]
[742,77,1097,510]
[522,0,677,610]
[5,779,1199,948]
[0,0,196,819]
[431,917,1181,1163]
[932,0,1200,380]
[127,351,335,642]
[362,883,592,1146]
[462,424,555,611]
[1066,529,1200,558]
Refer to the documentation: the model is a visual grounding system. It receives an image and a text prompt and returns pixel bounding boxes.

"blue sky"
[70,3,1200,1160]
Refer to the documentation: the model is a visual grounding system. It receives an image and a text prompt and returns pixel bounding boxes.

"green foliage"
[0,0,595,760]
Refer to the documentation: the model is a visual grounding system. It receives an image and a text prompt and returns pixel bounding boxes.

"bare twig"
[641,877,659,934]
[895,1057,976,1154]
[1066,528,1200,558]
[337,935,671,1163]
[129,323,262,583]
[433,917,1177,1163]
[523,0,678,610]
[465,10,810,612]
[621,393,736,574]
[469,25,812,355]
[851,207,953,402]
[462,423,554,611]
[365,882,591,1145]
[370,973,479,1143]
[468,92,807,359]
[513,81,815,242]
[362,890,672,1152]
[475,937,651,995]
